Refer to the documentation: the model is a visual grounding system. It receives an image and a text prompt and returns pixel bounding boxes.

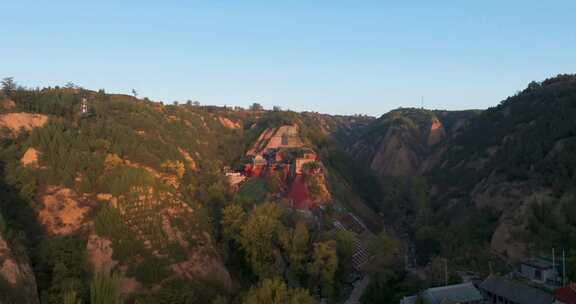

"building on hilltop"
[302,148,317,160]
[253,154,267,166]
[225,172,246,187]
[519,256,562,288]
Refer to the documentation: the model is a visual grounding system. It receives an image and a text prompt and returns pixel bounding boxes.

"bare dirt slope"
[0,113,48,135]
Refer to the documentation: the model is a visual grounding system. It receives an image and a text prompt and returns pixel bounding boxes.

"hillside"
[0,88,254,303]
[0,86,389,303]
[349,108,480,177]
[347,75,576,270]
[429,75,576,260]
[1,75,575,303]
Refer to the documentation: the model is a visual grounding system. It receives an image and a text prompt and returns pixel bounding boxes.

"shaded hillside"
[349,108,479,177]
[429,74,576,260]
[346,75,576,271]
[0,160,40,304]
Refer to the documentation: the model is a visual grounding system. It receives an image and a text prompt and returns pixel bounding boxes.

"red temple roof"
[555,284,576,304]
[287,175,311,209]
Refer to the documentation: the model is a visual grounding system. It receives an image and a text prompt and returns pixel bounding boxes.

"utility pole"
[563,250,567,286]
[553,248,556,284]
[445,258,448,286]
[405,251,408,271]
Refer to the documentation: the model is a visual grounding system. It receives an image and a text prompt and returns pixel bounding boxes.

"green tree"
[308,240,338,297]
[335,229,355,274]
[62,289,82,304]
[90,272,122,304]
[267,170,284,193]
[250,103,264,111]
[243,277,314,304]
[426,257,461,286]
[221,204,246,241]
[240,202,282,277]
[361,232,403,303]
[1,77,17,96]
[411,176,429,223]
[37,236,87,304]
[0,213,6,234]
[211,295,229,304]
[279,220,309,273]
[365,232,398,274]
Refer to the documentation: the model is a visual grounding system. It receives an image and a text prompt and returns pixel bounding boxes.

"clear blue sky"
[2,1,575,116]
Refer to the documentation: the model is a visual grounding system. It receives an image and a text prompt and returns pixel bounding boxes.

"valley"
[0,75,575,303]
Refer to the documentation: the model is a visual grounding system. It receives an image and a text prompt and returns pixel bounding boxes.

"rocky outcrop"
[178,148,198,171]
[0,99,15,110]
[350,109,453,177]
[427,116,446,146]
[469,172,548,260]
[0,231,39,303]
[39,186,91,235]
[369,130,422,176]
[0,112,48,135]
[20,147,41,168]
[218,116,242,129]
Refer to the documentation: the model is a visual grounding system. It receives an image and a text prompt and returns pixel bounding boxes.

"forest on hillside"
[0,79,410,304]
[1,75,576,304]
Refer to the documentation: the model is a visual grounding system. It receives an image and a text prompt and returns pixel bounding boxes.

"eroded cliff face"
[427,117,446,146]
[469,172,545,260]
[0,231,39,304]
[0,112,48,136]
[350,109,456,177]
[368,129,423,177]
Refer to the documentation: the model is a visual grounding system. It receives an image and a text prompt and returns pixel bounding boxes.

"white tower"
[81,98,88,114]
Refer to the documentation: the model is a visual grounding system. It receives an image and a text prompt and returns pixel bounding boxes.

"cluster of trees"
[56,271,122,304]
[220,201,349,301]
[0,81,422,303]
[428,75,576,264]
[0,84,247,302]
[345,75,576,281]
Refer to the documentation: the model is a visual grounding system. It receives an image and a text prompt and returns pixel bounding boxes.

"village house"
[252,154,267,166]
[302,148,316,160]
[401,283,484,304]
[225,172,246,187]
[519,257,561,287]
[479,275,554,304]
[294,158,315,175]
[244,154,267,176]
